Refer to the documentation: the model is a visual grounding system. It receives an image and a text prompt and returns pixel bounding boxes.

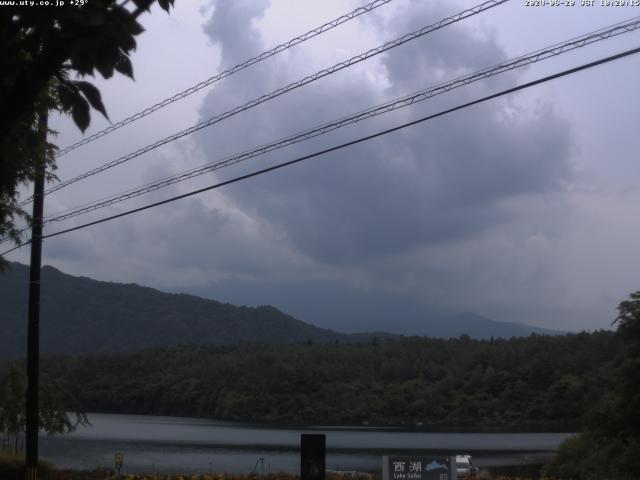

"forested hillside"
[33,331,619,430]
[0,262,561,357]
[0,262,351,356]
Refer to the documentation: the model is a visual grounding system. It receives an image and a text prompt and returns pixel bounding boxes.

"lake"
[37,413,572,474]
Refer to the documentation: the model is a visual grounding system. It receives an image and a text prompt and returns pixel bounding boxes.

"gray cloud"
[203,0,271,67]
[196,0,573,266]
[378,1,513,92]
[29,0,640,335]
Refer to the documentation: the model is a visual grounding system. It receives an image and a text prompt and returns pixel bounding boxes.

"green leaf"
[131,0,154,12]
[74,80,108,120]
[111,22,137,52]
[56,81,77,112]
[94,47,116,79]
[119,15,145,37]
[158,0,175,12]
[109,6,143,43]
[114,53,134,79]
[85,9,106,27]
[71,96,90,133]
[70,48,94,76]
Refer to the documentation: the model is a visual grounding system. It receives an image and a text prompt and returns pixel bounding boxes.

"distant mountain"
[0,262,351,357]
[429,312,562,339]
[0,262,561,357]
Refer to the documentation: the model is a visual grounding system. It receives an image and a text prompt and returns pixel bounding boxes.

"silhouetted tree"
[544,291,640,479]
[0,0,175,267]
[0,365,88,453]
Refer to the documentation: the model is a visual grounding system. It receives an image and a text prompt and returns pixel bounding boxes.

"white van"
[455,455,478,479]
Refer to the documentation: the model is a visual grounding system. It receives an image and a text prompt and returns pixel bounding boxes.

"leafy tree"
[615,291,640,431]
[0,366,23,453]
[544,291,640,480]
[0,365,88,454]
[0,0,175,267]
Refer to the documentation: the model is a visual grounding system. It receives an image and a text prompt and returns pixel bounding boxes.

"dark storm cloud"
[378,1,514,92]
[28,0,639,334]
[195,0,574,265]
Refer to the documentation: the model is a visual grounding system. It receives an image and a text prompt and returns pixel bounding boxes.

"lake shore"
[32,413,569,475]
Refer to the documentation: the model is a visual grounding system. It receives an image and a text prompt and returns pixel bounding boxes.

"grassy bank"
[0,458,545,480]
[0,452,550,480]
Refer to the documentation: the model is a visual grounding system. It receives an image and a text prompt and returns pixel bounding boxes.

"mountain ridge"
[433,311,561,339]
[0,262,561,356]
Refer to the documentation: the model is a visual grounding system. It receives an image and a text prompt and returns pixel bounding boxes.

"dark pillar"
[301,433,325,480]
[25,110,47,480]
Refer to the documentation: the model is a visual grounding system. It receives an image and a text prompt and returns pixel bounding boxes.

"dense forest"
[25,330,620,431]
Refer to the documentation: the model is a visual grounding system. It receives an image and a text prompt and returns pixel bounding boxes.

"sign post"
[115,452,124,479]
[382,456,454,480]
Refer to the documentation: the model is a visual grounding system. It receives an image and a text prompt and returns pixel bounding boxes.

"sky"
[5,0,640,334]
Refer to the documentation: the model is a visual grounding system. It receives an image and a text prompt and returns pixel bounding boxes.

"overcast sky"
[5,0,640,334]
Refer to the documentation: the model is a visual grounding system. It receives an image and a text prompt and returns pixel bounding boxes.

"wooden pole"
[25,109,47,480]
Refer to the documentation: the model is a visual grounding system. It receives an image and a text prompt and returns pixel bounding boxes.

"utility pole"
[25,108,47,480]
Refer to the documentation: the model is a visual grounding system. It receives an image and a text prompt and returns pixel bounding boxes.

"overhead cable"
[0,44,633,259]
[55,0,397,158]
[41,16,640,225]
[0,242,29,256]
[25,0,507,205]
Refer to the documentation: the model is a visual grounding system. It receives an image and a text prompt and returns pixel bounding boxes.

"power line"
[24,0,507,205]
[40,16,640,225]
[1,44,634,256]
[54,0,397,158]
[1,241,30,256]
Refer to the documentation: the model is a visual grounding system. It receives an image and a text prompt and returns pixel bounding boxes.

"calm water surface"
[38,413,572,474]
